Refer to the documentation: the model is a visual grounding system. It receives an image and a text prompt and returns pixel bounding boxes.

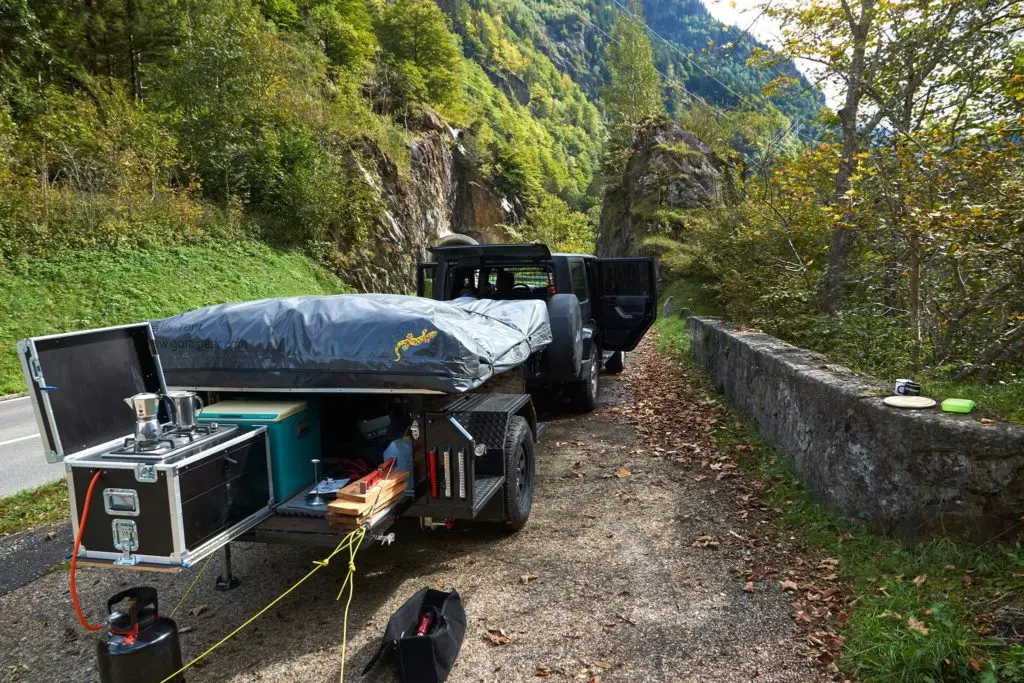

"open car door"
[597,257,656,352]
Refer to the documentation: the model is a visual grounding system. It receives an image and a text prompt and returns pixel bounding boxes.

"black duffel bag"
[362,588,466,683]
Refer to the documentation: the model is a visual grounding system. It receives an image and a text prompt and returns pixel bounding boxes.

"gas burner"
[104,424,238,460]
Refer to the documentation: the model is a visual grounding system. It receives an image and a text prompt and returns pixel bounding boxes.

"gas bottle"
[97,587,184,683]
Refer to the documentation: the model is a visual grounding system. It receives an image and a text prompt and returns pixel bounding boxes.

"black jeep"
[417,243,657,412]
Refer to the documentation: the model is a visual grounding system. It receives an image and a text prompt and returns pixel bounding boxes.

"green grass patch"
[0,480,69,537]
[0,239,346,394]
[657,316,1024,683]
[918,378,1024,426]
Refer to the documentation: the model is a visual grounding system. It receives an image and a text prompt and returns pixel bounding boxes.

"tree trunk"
[819,0,875,314]
[908,231,922,371]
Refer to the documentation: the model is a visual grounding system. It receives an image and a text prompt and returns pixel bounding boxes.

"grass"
[657,315,1024,683]
[919,377,1024,426]
[0,480,69,537]
[0,239,346,394]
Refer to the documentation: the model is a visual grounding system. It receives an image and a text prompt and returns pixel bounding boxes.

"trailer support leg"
[215,544,241,591]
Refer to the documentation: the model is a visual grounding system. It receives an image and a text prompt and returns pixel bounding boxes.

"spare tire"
[435,233,479,247]
[545,293,583,382]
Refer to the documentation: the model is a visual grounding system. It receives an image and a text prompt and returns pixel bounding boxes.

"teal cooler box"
[199,400,321,504]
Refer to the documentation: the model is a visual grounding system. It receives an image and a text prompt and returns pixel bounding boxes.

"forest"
[642,0,1024,424]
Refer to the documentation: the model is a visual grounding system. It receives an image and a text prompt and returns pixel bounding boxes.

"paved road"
[0,396,64,497]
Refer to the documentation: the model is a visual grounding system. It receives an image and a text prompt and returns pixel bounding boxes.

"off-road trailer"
[18,295,550,580]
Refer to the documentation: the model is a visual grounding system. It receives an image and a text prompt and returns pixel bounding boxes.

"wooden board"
[328,482,407,517]
[336,471,409,504]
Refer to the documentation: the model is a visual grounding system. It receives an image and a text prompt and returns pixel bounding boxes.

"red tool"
[362,456,396,489]
[416,611,434,636]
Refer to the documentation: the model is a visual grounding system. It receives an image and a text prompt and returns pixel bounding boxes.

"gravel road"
[0,344,823,683]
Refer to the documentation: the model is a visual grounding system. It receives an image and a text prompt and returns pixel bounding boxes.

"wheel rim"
[515,444,531,506]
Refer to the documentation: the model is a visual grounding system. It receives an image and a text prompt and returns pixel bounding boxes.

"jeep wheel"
[568,356,599,413]
[502,416,535,532]
[604,350,625,374]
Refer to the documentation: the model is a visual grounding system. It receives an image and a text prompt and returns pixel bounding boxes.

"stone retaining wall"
[689,317,1024,540]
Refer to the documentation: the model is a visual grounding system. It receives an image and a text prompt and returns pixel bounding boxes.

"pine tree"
[601,0,664,154]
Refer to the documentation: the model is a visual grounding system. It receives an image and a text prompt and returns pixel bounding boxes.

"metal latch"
[28,357,57,391]
[111,519,139,566]
[135,463,158,483]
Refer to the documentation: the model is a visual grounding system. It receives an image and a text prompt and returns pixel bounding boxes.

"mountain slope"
[472,0,824,132]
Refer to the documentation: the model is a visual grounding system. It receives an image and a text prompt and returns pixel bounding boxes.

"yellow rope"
[336,529,366,683]
[168,555,213,618]
[159,528,366,683]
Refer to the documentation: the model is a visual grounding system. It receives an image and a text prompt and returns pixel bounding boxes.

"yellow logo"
[394,329,438,361]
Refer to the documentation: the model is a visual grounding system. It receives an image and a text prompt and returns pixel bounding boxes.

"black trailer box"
[17,323,272,569]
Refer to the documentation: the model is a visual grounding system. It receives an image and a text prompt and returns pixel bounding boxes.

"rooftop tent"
[152,294,552,393]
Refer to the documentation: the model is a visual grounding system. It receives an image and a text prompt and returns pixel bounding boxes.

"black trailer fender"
[403,393,541,523]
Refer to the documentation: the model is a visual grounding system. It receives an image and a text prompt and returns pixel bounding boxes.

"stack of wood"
[327,469,409,531]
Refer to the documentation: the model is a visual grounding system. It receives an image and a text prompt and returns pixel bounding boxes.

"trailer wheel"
[502,416,535,531]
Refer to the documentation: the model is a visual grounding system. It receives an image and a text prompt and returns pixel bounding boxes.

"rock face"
[340,107,522,293]
[689,316,1024,541]
[597,118,721,257]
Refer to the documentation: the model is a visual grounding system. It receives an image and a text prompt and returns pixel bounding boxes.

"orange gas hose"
[70,470,104,631]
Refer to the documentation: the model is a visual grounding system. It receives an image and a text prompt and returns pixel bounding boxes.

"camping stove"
[105,423,236,459]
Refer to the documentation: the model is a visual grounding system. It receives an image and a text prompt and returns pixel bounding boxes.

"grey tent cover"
[152,294,552,393]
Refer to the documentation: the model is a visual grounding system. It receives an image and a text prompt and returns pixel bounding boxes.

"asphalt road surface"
[0,396,64,497]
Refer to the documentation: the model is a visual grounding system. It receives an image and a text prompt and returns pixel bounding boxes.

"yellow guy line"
[160,527,367,683]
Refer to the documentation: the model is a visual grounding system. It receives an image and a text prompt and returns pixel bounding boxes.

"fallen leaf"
[614,467,630,478]
[979,418,994,425]
[536,665,553,677]
[178,625,195,635]
[45,531,57,541]
[520,573,539,585]
[970,658,982,672]
[588,677,602,683]
[907,617,929,635]
[484,627,513,645]
[913,574,927,587]
[593,660,613,669]
[743,581,755,593]
[691,535,719,549]
[188,604,209,617]
[780,580,799,592]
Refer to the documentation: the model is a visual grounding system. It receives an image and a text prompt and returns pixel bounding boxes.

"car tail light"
[428,448,438,498]
[457,448,467,500]
[442,448,452,498]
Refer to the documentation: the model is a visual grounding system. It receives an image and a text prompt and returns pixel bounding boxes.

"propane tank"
[97,587,184,683]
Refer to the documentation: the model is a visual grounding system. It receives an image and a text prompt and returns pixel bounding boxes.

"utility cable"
[70,470,105,632]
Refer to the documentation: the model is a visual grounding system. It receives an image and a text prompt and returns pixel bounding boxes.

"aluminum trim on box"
[169,469,184,563]
[180,506,273,566]
[18,338,63,462]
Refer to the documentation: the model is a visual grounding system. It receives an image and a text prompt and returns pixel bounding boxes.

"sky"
[701,0,843,107]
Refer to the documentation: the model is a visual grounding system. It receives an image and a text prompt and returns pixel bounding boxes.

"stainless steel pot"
[125,393,162,443]
[166,390,203,429]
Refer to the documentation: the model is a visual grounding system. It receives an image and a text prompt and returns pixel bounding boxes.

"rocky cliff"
[597,118,721,257]
[340,107,523,293]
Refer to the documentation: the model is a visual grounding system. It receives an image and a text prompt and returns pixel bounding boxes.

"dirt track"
[0,338,824,683]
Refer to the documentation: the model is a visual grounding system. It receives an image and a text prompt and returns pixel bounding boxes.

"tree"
[601,0,664,154]
[375,0,463,110]
[766,0,1020,313]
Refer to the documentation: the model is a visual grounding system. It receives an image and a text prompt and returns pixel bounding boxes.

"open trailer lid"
[152,294,552,393]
